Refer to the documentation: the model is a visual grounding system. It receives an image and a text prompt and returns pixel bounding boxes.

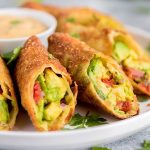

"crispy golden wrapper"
[15,36,77,131]
[0,57,18,130]
[66,28,150,96]
[23,2,125,31]
[48,33,139,119]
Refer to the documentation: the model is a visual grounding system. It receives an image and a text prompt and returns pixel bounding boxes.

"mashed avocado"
[0,97,10,123]
[36,69,72,123]
[112,41,130,63]
[38,69,67,102]
[113,41,150,83]
[87,56,134,114]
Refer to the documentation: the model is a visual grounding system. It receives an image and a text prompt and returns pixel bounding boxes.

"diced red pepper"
[139,83,150,93]
[33,82,42,103]
[102,78,114,86]
[117,101,131,113]
[124,67,144,80]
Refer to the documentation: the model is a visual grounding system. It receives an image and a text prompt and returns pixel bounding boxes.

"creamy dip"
[0,15,48,38]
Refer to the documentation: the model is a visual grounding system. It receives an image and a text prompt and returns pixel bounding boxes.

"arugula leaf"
[2,47,21,65]
[91,146,111,150]
[66,17,76,23]
[65,112,107,129]
[140,140,150,150]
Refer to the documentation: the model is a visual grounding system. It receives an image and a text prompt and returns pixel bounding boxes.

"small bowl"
[0,8,57,54]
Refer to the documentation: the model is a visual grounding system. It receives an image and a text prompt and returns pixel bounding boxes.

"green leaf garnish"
[11,20,21,25]
[64,112,107,129]
[91,146,111,150]
[1,47,21,65]
[66,17,76,23]
[70,33,80,39]
[139,140,150,150]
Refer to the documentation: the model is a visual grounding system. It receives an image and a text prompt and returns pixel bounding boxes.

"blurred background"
[0,0,150,31]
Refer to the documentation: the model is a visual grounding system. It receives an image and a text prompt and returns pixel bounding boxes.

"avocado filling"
[88,56,134,114]
[33,68,74,123]
[113,41,150,93]
[0,85,11,125]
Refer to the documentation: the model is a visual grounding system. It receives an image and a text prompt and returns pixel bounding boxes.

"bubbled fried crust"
[23,2,125,31]
[0,57,18,130]
[48,33,139,119]
[15,36,77,131]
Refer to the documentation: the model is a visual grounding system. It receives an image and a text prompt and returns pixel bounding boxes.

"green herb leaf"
[139,140,150,150]
[64,112,107,129]
[66,17,76,23]
[91,146,111,150]
[11,20,21,25]
[2,47,21,65]
[70,33,80,39]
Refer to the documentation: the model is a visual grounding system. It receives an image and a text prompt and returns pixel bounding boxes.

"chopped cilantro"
[70,33,80,39]
[66,17,76,23]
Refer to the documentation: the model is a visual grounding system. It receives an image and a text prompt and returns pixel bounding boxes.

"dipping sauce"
[0,15,48,38]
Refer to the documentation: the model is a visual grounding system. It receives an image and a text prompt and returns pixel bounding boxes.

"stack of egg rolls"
[48,33,139,119]
[15,36,77,131]
[0,57,18,130]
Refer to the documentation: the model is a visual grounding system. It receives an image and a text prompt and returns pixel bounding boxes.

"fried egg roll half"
[15,36,77,131]
[0,57,18,130]
[23,2,125,31]
[83,29,150,96]
[58,24,150,96]
[48,33,139,119]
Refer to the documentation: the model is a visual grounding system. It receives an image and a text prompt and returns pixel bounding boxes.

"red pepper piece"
[33,82,42,103]
[117,101,131,113]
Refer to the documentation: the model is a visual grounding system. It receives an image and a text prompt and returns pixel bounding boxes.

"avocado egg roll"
[56,23,150,96]
[48,33,139,119]
[0,57,18,130]
[23,2,125,31]
[82,29,150,96]
[15,36,77,131]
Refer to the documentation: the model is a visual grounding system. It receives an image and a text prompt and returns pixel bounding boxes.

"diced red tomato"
[102,78,114,86]
[139,83,150,93]
[33,82,42,103]
[124,67,144,80]
[117,101,131,113]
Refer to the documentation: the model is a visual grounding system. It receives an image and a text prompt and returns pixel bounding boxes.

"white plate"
[1,26,150,150]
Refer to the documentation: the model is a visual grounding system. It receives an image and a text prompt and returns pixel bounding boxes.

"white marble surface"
[0,0,150,149]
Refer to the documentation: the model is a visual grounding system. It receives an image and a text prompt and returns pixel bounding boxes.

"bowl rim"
[0,8,57,42]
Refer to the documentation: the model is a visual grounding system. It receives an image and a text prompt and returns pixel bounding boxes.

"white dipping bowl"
[0,8,57,54]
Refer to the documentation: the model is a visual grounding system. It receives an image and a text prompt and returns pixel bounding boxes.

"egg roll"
[0,57,18,130]
[48,33,139,119]
[15,36,77,131]
[78,29,150,96]
[23,2,125,31]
